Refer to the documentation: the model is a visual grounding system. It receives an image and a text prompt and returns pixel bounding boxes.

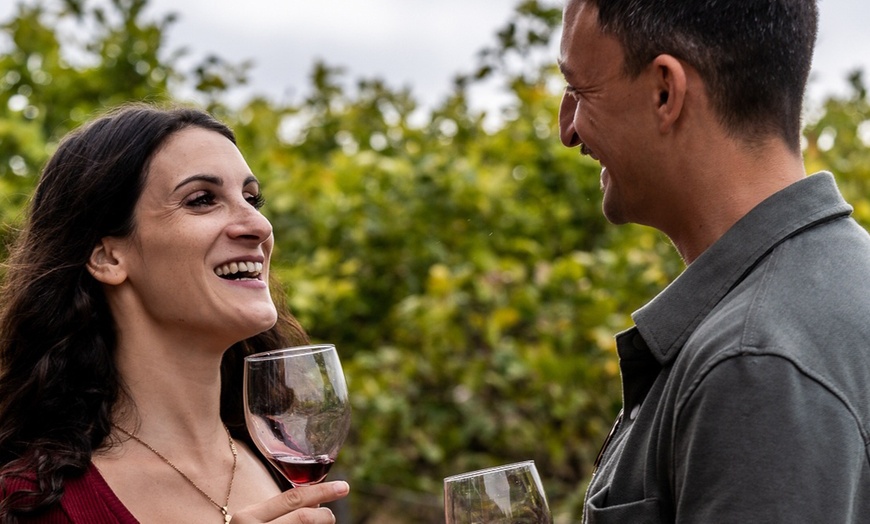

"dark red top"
[1,463,139,523]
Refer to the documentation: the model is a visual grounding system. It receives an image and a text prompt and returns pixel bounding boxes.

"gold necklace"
[113,423,238,524]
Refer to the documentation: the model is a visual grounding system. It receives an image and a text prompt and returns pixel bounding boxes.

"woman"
[0,103,349,522]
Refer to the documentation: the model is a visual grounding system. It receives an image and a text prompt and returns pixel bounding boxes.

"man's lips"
[579,141,599,160]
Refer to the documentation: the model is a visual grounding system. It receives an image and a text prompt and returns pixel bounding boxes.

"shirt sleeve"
[673,353,866,523]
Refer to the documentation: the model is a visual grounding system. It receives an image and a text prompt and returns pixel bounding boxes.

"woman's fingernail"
[333,481,350,495]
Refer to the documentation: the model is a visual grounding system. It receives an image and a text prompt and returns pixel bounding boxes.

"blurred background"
[2,0,869,522]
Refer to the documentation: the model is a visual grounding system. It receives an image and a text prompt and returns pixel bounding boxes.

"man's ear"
[650,54,687,134]
[87,238,128,285]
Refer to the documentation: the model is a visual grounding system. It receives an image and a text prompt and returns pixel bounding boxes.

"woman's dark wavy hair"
[584,0,818,152]
[0,102,307,520]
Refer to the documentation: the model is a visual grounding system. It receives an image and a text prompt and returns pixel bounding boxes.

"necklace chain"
[113,423,238,524]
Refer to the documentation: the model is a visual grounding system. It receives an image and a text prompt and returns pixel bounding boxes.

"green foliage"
[804,70,870,228]
[1,1,868,522]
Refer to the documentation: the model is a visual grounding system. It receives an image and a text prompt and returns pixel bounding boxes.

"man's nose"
[559,93,582,148]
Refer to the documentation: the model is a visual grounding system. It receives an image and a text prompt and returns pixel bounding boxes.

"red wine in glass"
[270,453,335,486]
[244,344,351,487]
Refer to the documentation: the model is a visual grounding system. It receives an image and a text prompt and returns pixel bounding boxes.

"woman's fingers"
[231,481,350,523]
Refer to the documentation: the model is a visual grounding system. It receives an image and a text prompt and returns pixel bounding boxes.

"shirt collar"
[631,172,852,365]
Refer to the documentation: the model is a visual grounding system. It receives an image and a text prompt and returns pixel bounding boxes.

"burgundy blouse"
[1,463,139,523]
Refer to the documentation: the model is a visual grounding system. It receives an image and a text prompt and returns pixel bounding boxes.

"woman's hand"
[230,481,350,523]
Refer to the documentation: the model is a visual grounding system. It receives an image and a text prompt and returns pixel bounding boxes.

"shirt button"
[629,404,641,420]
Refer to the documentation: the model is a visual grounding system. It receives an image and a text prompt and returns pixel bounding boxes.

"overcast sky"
[3,0,869,113]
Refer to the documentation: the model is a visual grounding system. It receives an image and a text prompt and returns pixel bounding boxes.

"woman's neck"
[111,332,228,450]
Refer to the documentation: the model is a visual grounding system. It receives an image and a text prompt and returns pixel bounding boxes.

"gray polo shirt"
[584,173,870,523]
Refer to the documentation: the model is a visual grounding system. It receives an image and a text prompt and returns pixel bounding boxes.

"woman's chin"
[228,306,279,343]
[250,308,279,335]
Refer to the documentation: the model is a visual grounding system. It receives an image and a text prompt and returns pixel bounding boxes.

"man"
[558,0,870,522]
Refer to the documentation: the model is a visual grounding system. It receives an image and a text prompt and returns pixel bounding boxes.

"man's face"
[558,0,663,226]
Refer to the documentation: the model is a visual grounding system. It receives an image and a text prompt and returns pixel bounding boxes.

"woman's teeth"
[215,261,263,279]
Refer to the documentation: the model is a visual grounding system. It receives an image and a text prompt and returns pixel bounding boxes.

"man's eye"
[565,85,581,99]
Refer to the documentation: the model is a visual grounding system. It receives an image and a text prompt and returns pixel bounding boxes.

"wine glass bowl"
[244,344,351,486]
[444,460,552,524]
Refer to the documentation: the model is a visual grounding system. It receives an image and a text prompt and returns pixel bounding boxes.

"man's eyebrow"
[173,174,222,191]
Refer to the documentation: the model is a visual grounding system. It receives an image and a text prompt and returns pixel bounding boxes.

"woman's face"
[111,126,277,347]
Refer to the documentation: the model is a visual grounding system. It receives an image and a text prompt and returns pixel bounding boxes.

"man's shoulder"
[699,213,870,343]
[675,216,870,421]
[741,214,870,339]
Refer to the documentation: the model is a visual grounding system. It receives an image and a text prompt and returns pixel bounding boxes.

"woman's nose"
[227,201,273,243]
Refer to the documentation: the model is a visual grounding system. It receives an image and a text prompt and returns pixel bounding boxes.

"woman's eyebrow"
[173,173,222,192]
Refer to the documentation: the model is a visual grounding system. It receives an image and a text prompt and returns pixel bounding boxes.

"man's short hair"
[588,0,818,151]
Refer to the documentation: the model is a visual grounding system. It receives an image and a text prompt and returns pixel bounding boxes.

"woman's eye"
[185,191,216,208]
[247,193,266,210]
[184,190,263,209]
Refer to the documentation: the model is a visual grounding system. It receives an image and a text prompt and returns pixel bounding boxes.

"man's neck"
[663,138,807,264]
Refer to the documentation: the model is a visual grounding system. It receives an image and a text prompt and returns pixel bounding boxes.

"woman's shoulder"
[0,464,39,500]
[61,463,139,523]
[1,463,139,523]
[0,467,67,523]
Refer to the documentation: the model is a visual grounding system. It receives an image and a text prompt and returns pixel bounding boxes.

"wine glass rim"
[443,460,536,482]
[245,344,336,362]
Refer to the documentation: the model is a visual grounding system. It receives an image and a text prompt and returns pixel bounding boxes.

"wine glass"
[244,344,351,486]
[444,460,553,524]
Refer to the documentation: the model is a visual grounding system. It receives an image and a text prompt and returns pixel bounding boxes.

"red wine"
[270,454,334,485]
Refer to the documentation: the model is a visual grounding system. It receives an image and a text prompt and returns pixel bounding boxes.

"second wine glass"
[244,343,351,486]
[444,461,553,524]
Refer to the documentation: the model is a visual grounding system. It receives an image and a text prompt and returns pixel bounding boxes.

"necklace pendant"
[113,423,237,524]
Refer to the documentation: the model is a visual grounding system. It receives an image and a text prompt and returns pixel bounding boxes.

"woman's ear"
[651,54,687,134]
[87,238,127,285]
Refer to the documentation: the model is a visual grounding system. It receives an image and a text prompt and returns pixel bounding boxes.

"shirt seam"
[642,201,852,362]
[674,349,870,448]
